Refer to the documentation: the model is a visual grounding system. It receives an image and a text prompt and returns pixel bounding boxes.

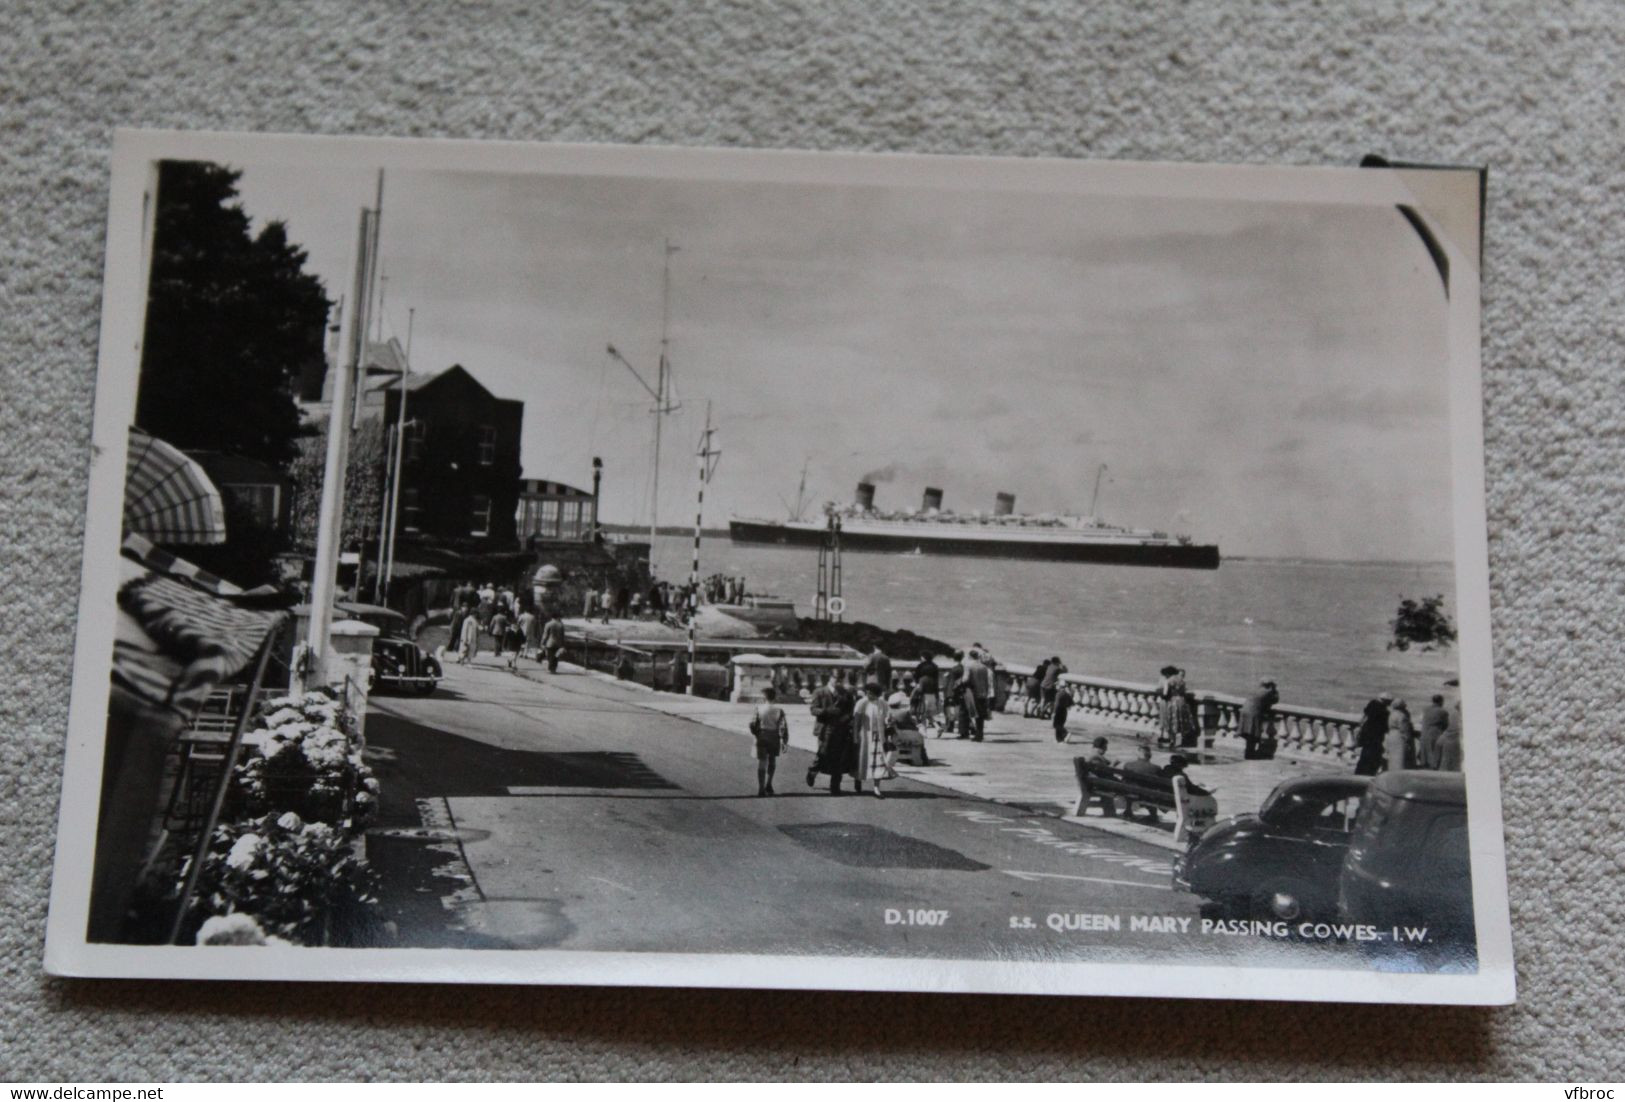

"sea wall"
[727,653,1362,761]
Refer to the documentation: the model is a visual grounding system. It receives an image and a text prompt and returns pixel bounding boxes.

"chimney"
[994,492,1016,516]
[855,482,876,511]
[921,487,943,512]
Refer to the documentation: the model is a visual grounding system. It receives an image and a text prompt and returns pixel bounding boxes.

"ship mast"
[606,239,682,563]
[1089,462,1109,518]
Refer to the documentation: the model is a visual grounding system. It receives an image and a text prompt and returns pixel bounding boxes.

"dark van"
[1338,770,1473,951]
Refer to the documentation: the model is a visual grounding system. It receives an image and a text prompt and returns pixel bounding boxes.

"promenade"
[506,655,1336,853]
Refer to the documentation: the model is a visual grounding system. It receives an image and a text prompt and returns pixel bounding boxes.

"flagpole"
[308,197,378,679]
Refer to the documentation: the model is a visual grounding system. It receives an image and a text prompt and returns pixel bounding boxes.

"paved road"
[360,658,1350,969]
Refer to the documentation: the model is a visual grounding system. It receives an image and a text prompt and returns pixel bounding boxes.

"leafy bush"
[231,691,379,830]
[183,812,379,945]
[1389,594,1457,652]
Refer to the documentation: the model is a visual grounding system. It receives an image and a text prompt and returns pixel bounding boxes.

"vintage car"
[336,602,442,696]
[1338,770,1473,952]
[1173,775,1370,922]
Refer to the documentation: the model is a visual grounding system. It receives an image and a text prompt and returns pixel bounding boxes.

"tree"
[290,418,388,554]
[136,161,331,470]
[1389,594,1457,653]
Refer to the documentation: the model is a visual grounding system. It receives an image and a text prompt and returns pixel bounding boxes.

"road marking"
[505,786,672,797]
[1003,869,1172,891]
[588,875,637,894]
[945,806,1174,876]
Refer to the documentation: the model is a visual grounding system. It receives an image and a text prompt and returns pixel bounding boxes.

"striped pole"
[688,402,718,695]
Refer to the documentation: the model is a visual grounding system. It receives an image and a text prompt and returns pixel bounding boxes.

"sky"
[231,157,1458,562]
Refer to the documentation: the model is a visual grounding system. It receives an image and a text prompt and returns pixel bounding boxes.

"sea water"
[651,536,1461,714]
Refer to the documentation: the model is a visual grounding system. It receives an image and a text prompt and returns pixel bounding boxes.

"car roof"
[290,601,408,623]
[1371,769,1467,805]
[1272,776,1371,800]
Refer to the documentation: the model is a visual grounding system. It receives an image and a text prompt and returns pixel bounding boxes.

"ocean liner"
[729,481,1220,569]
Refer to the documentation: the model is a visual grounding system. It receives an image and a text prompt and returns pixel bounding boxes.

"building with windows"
[373,364,525,548]
[185,451,293,534]
[517,476,600,546]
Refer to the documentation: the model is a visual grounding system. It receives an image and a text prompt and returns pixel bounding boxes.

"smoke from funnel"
[859,464,898,484]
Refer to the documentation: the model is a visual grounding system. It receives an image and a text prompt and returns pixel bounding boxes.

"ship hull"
[728,519,1220,568]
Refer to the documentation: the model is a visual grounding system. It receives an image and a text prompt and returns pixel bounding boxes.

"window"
[405,420,427,463]
[401,487,422,533]
[477,424,497,466]
[470,493,492,537]
[226,483,280,529]
[540,499,560,538]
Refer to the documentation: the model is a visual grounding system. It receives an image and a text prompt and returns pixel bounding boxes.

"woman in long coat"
[806,675,857,794]
[852,681,890,798]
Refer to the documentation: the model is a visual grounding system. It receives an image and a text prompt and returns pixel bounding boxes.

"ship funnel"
[855,482,876,511]
[994,492,1016,516]
[922,487,943,512]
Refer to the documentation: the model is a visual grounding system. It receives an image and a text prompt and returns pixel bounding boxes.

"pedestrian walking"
[1354,693,1392,776]
[853,680,891,798]
[963,649,991,740]
[1436,704,1464,771]
[456,610,480,665]
[541,613,566,673]
[1040,657,1064,718]
[600,583,614,624]
[806,674,857,794]
[519,605,540,658]
[487,607,510,659]
[1238,680,1279,759]
[912,654,941,731]
[583,586,599,619]
[1052,681,1075,743]
[751,687,791,796]
[942,652,964,736]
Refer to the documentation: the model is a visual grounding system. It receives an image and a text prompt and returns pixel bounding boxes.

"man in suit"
[1237,680,1279,759]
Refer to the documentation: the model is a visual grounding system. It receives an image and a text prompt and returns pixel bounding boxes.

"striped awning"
[124,426,228,545]
[112,558,288,719]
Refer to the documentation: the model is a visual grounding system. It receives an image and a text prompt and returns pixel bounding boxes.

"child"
[752,686,791,796]
[1052,682,1075,743]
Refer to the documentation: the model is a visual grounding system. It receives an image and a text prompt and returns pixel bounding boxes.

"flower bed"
[178,689,382,946]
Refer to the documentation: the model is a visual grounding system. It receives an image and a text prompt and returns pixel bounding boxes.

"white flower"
[362,777,381,794]
[276,811,304,831]
[225,833,263,870]
[302,822,336,843]
[196,913,268,946]
[354,791,374,806]
[264,707,303,728]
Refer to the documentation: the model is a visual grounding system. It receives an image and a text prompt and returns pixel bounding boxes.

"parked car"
[1338,770,1473,952]
[336,602,442,696]
[1173,775,1370,921]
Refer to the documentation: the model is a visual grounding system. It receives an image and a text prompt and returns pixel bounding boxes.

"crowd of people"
[1352,690,1464,775]
[445,580,566,673]
[579,572,751,627]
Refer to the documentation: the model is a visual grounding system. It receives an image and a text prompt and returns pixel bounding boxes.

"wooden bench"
[1072,758,1219,841]
[1073,759,1179,817]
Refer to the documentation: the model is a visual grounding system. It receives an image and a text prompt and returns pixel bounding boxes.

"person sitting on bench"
[1120,744,1164,821]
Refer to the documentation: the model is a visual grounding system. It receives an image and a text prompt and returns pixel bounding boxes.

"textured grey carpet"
[3,0,1622,1082]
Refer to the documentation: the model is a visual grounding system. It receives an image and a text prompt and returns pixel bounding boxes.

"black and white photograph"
[44,130,1510,1003]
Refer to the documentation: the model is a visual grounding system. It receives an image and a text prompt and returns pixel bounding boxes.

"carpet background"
[3,0,1621,1082]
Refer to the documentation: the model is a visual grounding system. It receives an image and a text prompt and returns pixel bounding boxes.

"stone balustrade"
[728,654,1362,760]
[1060,673,1363,760]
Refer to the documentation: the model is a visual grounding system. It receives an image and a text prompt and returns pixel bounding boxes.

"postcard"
[44,130,1510,1003]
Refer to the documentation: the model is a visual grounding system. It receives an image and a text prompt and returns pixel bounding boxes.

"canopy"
[123,426,228,545]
